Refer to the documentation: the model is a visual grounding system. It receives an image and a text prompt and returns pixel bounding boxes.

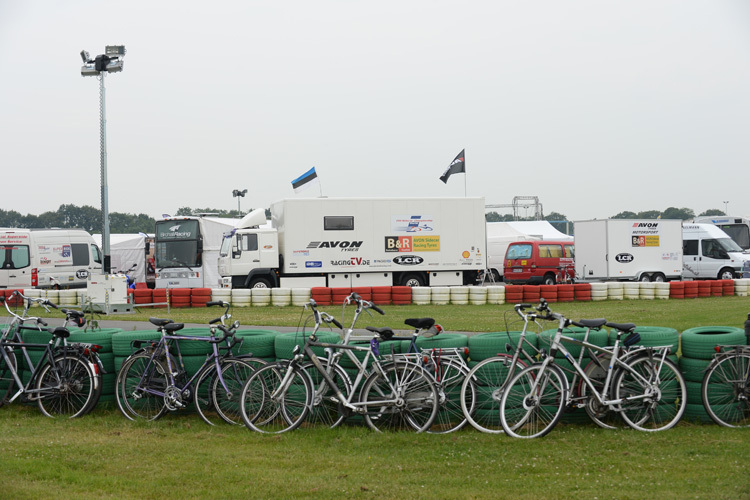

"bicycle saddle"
[366,326,394,340]
[605,322,636,333]
[149,318,174,327]
[50,327,70,339]
[404,318,435,330]
[573,318,607,329]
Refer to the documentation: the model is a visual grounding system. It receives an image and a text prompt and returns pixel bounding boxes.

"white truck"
[0,228,103,289]
[154,216,239,288]
[682,223,747,280]
[574,219,683,282]
[218,197,487,288]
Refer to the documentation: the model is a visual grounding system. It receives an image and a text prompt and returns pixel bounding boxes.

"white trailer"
[155,216,239,289]
[218,197,487,288]
[574,219,683,282]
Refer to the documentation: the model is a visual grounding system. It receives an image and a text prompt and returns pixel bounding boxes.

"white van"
[682,223,747,280]
[0,229,103,289]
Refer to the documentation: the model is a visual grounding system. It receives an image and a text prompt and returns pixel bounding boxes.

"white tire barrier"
[411,287,431,305]
[431,286,450,305]
[450,286,469,305]
[486,286,505,305]
[469,286,487,305]
[271,287,292,306]
[252,288,271,306]
[291,288,312,306]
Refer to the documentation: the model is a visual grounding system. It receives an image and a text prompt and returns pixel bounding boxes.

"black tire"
[250,277,271,289]
[35,354,97,418]
[0,347,18,408]
[718,268,736,280]
[210,358,263,425]
[542,273,556,286]
[360,361,439,433]
[240,363,311,434]
[301,358,352,428]
[639,274,651,282]
[400,273,425,287]
[701,351,750,427]
[462,354,528,433]
[116,353,168,421]
[651,273,666,283]
[428,358,474,434]
[614,356,686,431]
[499,362,567,439]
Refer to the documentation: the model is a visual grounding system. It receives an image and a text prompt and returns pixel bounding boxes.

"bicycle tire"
[240,363,311,434]
[427,358,474,434]
[499,362,567,439]
[34,353,97,418]
[193,364,221,426]
[614,355,686,432]
[211,358,265,425]
[116,353,169,421]
[701,351,750,428]
[301,358,353,428]
[0,347,18,408]
[461,354,528,433]
[359,361,439,433]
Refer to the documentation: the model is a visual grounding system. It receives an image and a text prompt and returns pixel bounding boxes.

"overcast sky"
[1,0,749,223]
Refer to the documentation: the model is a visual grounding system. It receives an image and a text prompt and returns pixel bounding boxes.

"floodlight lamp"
[105,45,126,56]
[80,50,91,63]
[81,63,99,77]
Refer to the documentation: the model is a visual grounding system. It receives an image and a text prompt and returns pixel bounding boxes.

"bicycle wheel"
[301,358,352,428]
[116,353,168,421]
[0,347,18,408]
[428,358,474,434]
[499,362,567,439]
[193,364,221,426]
[461,354,527,434]
[360,361,439,433]
[240,363,311,434]
[701,351,750,428]
[614,355,686,432]
[578,353,621,429]
[35,353,96,418]
[211,358,264,425]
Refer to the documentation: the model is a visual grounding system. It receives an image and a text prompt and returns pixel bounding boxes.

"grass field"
[2,297,750,499]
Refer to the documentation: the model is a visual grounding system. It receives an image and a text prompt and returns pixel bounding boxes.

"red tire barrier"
[683,281,699,298]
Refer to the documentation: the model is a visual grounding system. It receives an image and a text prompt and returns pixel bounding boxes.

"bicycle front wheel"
[35,354,97,418]
[499,362,567,439]
[240,363,311,434]
[614,355,686,432]
[211,358,264,425]
[0,347,18,408]
[428,358,474,434]
[116,353,168,421]
[360,361,439,433]
[461,354,526,434]
[701,351,750,428]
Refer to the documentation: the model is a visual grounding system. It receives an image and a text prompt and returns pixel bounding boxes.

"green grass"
[0,405,748,500]
[44,295,750,333]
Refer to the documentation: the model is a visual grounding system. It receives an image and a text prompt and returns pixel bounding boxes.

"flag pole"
[464,171,467,197]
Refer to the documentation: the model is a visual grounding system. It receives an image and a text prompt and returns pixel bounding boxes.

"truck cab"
[218,209,280,288]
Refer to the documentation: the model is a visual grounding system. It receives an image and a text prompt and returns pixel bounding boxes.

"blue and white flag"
[291,167,319,193]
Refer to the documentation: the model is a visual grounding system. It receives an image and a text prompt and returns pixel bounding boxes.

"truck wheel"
[542,273,556,286]
[249,277,271,288]
[639,274,651,282]
[651,273,666,283]
[718,268,736,280]
[400,273,425,287]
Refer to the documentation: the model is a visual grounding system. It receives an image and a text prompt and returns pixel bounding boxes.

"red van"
[503,240,575,285]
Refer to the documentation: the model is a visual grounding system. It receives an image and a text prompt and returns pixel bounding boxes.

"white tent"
[92,233,147,283]
[504,221,573,241]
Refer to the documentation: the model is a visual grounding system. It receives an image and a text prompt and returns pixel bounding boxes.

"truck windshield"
[718,238,743,253]
[220,235,232,257]
[155,220,201,268]
[717,225,750,250]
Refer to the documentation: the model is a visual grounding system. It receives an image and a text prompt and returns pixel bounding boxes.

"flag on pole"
[439,149,465,184]
[291,167,319,193]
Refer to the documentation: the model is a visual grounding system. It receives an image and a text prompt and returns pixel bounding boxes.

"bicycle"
[115,302,265,424]
[499,299,686,438]
[239,298,440,433]
[701,344,750,427]
[0,292,101,418]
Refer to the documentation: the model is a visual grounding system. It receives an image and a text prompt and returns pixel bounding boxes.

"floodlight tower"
[233,189,248,215]
[80,45,126,273]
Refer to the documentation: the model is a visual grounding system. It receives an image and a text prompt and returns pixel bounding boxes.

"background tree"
[699,209,725,216]
[661,207,695,220]
[612,211,639,219]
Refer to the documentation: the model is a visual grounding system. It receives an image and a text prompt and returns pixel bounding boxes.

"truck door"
[237,233,261,266]
[2,244,32,288]
[699,238,729,278]
[682,239,700,278]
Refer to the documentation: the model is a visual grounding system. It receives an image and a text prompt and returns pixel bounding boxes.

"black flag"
[440,149,465,183]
